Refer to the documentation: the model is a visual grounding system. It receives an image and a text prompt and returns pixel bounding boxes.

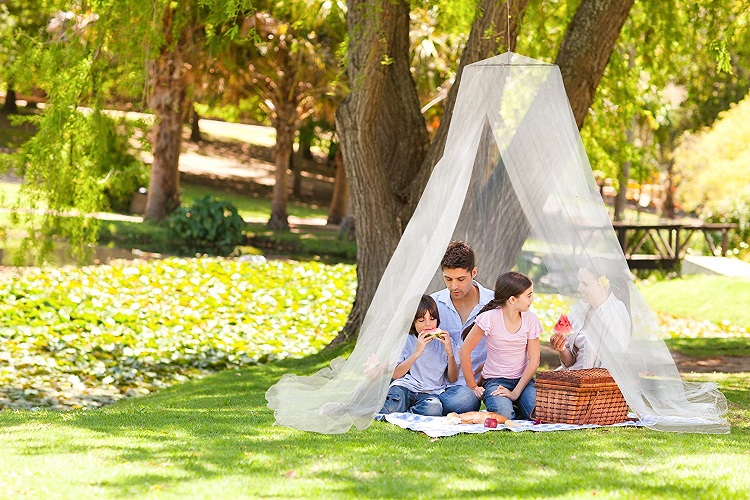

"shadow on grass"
[4,344,749,497]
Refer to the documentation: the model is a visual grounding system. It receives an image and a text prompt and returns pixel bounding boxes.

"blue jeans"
[379,385,443,416]
[439,385,481,414]
[482,377,536,420]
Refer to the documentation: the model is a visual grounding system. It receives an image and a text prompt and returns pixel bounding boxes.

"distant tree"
[327,146,348,225]
[0,1,50,114]
[564,0,750,220]
[7,0,251,262]
[224,0,346,230]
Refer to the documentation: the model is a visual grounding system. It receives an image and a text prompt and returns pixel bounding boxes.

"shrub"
[699,188,750,260]
[166,196,246,256]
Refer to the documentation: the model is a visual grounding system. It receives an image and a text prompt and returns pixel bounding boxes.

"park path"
[683,255,750,279]
[177,119,334,226]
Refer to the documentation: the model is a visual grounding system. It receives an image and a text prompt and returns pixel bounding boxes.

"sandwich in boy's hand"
[423,328,446,339]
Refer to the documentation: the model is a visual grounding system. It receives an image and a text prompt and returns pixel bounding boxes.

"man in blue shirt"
[431,241,494,414]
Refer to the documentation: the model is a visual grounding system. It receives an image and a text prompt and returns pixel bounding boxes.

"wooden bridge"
[612,221,738,270]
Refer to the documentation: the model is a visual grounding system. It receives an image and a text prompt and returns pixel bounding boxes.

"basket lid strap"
[582,391,600,423]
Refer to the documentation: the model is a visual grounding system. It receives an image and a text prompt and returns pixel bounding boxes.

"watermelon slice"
[553,313,573,335]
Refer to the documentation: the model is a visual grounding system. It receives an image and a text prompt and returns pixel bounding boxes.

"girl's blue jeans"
[482,377,536,420]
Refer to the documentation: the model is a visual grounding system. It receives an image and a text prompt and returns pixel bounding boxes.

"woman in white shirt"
[550,261,631,371]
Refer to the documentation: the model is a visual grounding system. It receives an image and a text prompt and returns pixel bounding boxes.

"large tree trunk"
[144,9,187,221]
[331,0,526,345]
[267,102,297,230]
[2,85,18,114]
[331,0,429,344]
[556,0,636,129]
[333,0,637,344]
[327,147,349,225]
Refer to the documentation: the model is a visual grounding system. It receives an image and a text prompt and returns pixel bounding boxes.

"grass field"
[0,344,747,499]
[639,275,750,329]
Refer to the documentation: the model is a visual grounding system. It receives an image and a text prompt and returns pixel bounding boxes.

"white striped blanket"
[378,412,647,438]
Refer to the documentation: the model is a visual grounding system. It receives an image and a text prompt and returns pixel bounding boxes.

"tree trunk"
[327,147,349,225]
[290,153,303,199]
[331,0,429,344]
[189,105,202,142]
[332,0,527,345]
[662,163,676,219]
[556,0,636,129]
[144,12,187,221]
[333,0,637,344]
[614,127,635,221]
[299,122,315,160]
[2,86,17,114]
[661,133,677,219]
[267,102,297,230]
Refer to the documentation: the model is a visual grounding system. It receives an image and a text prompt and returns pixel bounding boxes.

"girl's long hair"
[409,295,441,336]
[461,271,532,340]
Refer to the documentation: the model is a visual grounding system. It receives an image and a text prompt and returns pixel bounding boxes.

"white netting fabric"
[265,52,729,434]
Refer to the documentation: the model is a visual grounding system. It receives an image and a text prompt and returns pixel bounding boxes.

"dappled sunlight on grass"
[0,353,748,497]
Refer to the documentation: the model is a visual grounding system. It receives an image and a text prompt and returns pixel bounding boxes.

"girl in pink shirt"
[458,271,541,420]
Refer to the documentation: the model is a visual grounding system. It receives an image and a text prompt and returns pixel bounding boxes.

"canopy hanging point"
[265,52,730,435]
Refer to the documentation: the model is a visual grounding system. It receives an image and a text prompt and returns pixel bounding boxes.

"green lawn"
[181,182,329,221]
[638,275,750,329]
[1,180,328,221]
[1,346,748,498]
[2,178,342,262]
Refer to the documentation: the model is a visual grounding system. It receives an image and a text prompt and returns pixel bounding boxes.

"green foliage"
[676,94,750,214]
[7,109,149,262]
[700,190,750,260]
[516,0,750,210]
[0,257,356,410]
[193,95,271,125]
[409,2,471,119]
[166,195,246,256]
[92,114,150,213]
[0,0,50,95]
[222,0,347,135]
[247,224,357,263]
[4,0,255,261]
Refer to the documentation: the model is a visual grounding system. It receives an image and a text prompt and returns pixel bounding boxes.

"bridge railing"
[611,222,738,270]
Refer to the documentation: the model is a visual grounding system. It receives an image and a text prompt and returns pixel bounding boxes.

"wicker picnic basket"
[535,368,629,425]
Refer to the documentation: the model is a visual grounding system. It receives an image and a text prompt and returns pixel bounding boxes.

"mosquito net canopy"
[265,52,729,434]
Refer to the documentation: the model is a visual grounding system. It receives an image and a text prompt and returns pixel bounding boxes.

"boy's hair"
[409,295,441,336]
[440,241,475,271]
[461,271,532,339]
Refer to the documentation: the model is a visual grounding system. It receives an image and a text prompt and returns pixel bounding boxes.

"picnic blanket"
[378,412,649,438]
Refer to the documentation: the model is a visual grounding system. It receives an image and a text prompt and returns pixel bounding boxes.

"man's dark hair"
[440,241,475,271]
